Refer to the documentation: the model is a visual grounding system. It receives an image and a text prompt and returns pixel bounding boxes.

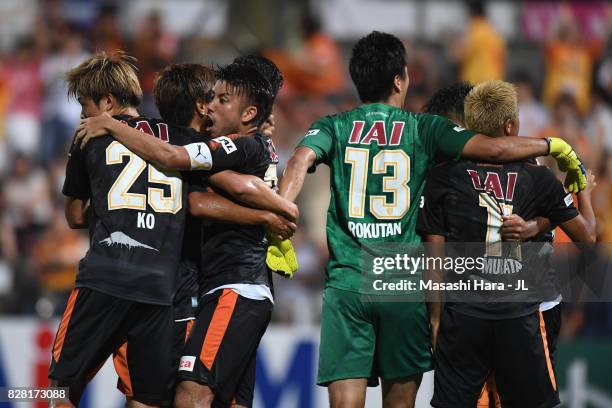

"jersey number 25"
[106,141,183,214]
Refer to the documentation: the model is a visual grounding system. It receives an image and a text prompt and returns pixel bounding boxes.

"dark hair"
[153,63,215,126]
[423,82,473,122]
[349,31,406,103]
[215,63,273,127]
[232,55,283,100]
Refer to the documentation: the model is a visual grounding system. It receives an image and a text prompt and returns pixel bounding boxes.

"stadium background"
[0,0,610,407]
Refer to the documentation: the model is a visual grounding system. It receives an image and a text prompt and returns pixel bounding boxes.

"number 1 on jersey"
[345,148,410,220]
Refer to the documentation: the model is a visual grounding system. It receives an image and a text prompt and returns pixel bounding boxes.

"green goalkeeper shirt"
[297,103,476,293]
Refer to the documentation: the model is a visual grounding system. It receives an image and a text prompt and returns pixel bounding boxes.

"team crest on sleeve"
[453,125,466,132]
[305,129,320,137]
[564,194,574,207]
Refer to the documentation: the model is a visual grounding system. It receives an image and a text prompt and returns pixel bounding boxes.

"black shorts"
[177,289,272,407]
[49,287,174,406]
[478,304,563,407]
[113,316,194,405]
[542,304,561,370]
[432,307,559,408]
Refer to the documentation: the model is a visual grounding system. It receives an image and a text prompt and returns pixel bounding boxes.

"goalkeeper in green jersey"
[278,31,587,408]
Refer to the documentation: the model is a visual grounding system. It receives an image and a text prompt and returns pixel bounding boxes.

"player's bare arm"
[462,135,587,192]
[77,114,299,222]
[504,171,597,243]
[76,113,193,170]
[188,191,296,240]
[424,234,444,351]
[462,134,549,162]
[278,146,317,202]
[64,197,89,229]
[559,171,597,243]
[209,171,298,222]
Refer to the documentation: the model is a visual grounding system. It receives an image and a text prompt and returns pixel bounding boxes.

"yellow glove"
[266,238,299,278]
[547,137,587,193]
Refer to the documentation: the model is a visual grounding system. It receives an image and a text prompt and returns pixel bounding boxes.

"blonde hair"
[464,80,518,136]
[66,50,142,107]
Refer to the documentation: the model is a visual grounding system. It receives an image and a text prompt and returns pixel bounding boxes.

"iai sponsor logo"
[304,129,320,137]
[453,125,466,132]
[179,356,196,372]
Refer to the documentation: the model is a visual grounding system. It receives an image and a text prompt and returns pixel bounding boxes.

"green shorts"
[317,286,433,386]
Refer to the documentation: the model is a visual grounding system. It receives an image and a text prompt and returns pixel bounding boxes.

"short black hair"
[423,82,473,123]
[349,31,406,103]
[216,63,273,128]
[232,55,283,100]
[154,63,215,127]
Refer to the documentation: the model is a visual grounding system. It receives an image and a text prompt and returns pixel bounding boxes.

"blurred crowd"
[0,0,610,338]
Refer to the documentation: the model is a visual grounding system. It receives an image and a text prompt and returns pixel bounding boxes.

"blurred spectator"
[0,65,10,177]
[0,185,17,298]
[31,210,87,314]
[266,13,346,99]
[585,87,612,164]
[40,23,88,166]
[3,155,53,252]
[539,93,592,168]
[133,10,178,116]
[90,3,125,54]
[513,71,549,138]
[405,42,439,113]
[3,37,42,158]
[452,0,506,84]
[596,54,612,99]
[542,9,603,114]
[592,153,612,243]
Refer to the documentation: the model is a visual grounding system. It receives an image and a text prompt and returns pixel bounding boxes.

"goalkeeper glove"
[547,137,588,193]
[266,238,299,278]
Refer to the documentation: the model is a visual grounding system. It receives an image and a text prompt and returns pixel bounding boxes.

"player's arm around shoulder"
[416,112,547,163]
[531,165,596,243]
[76,113,194,170]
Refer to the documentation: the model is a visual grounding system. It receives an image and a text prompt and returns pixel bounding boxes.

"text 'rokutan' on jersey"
[297,103,476,293]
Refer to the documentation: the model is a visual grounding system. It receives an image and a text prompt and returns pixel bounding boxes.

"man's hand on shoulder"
[75,112,117,149]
